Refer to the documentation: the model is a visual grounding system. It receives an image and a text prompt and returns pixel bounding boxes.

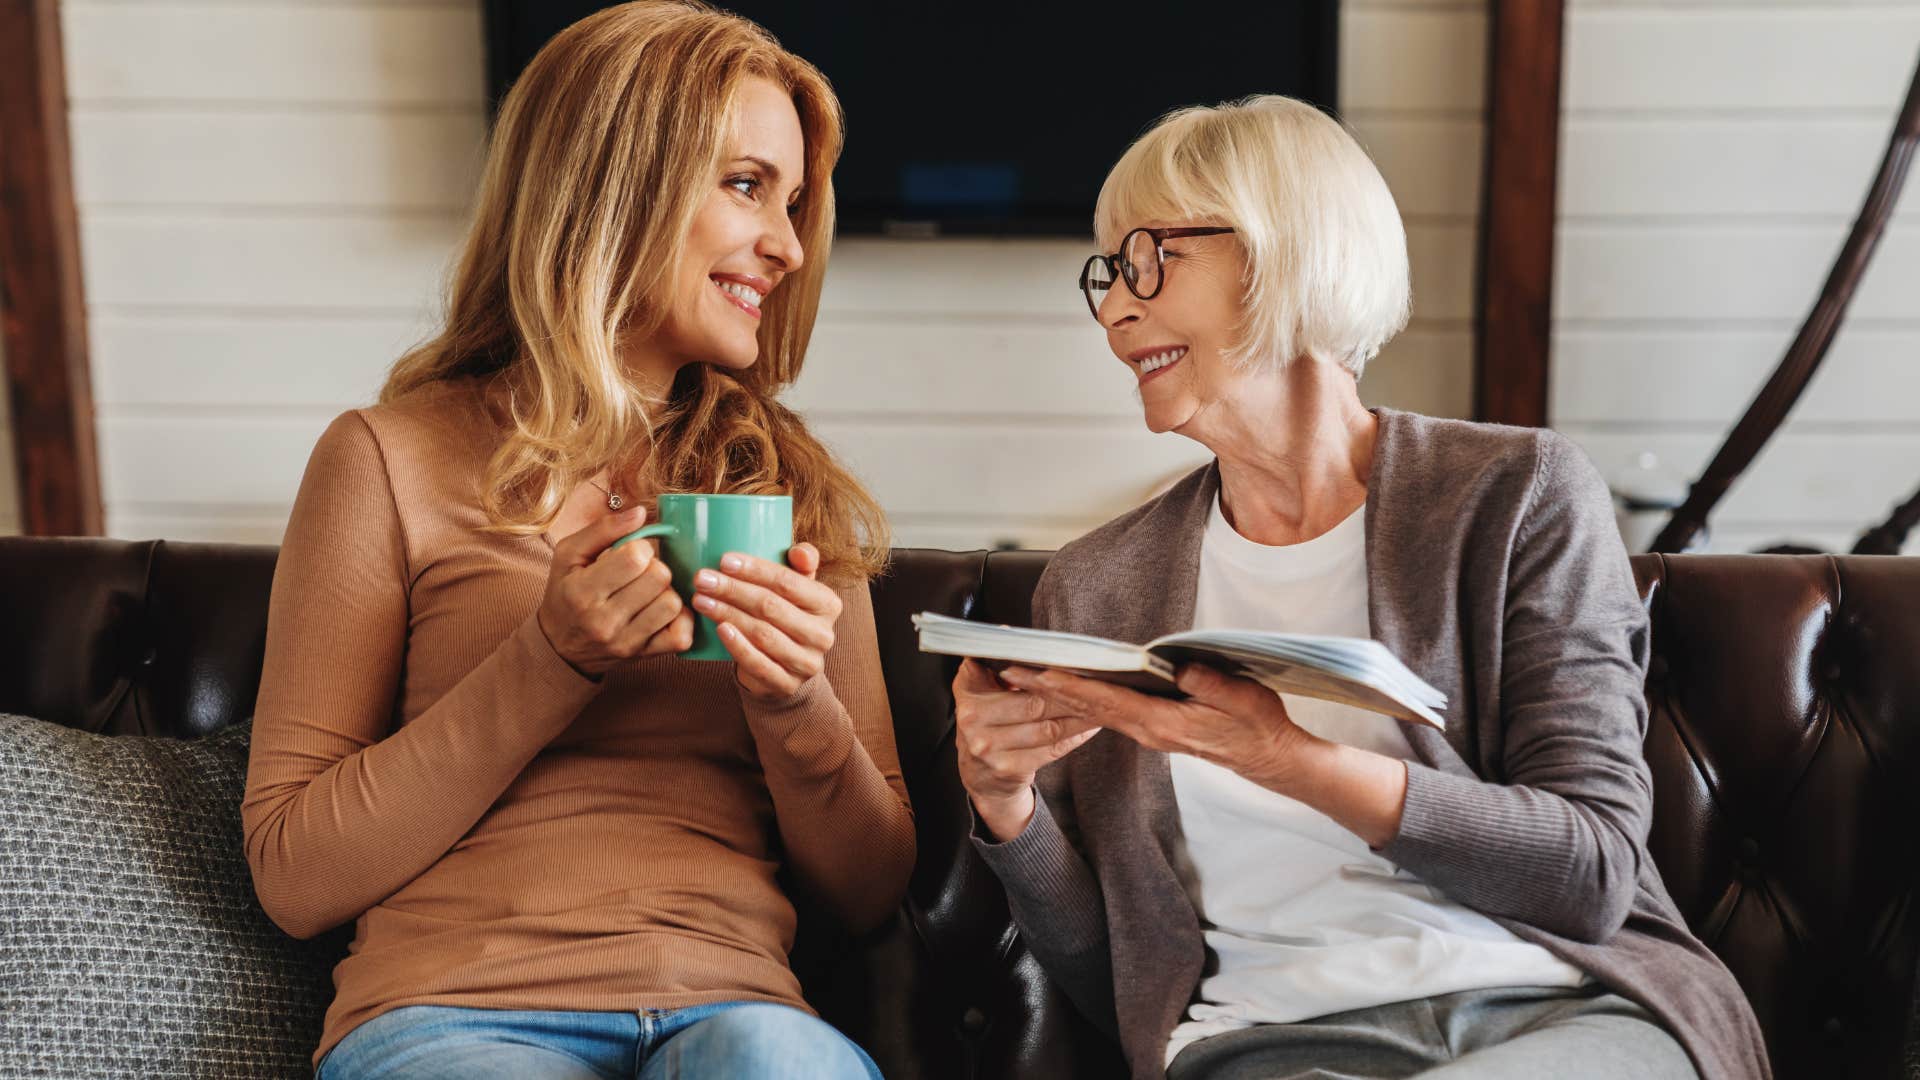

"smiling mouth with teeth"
[711,277,765,316]
[1137,347,1188,375]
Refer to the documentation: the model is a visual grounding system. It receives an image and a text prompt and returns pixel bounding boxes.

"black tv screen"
[484,2,1339,236]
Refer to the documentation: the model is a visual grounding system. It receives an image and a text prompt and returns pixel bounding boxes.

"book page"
[910,612,1156,673]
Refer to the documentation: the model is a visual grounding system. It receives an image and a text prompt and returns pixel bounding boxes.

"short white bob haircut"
[1094,94,1412,378]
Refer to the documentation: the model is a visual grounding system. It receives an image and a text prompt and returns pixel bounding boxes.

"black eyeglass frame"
[1077,226,1237,318]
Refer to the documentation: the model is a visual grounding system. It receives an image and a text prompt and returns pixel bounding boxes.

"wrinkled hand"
[692,543,843,702]
[1004,663,1411,849]
[538,507,696,677]
[998,662,1316,787]
[952,659,1102,840]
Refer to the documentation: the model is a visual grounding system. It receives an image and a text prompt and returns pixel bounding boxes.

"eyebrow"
[735,156,804,200]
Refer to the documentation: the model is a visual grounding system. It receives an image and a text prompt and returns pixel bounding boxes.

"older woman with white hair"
[952,96,1766,1080]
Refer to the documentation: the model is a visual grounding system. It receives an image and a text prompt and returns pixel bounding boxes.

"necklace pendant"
[606,492,625,511]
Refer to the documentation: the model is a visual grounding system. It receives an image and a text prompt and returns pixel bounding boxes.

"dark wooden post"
[0,0,103,536]
[1474,0,1566,429]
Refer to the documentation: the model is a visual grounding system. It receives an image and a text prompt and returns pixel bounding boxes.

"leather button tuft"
[959,1007,988,1036]
[1822,659,1843,683]
[1738,837,1760,861]
[1822,1015,1844,1038]
[1647,655,1670,681]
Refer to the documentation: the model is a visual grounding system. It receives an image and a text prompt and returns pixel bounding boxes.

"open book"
[912,611,1446,729]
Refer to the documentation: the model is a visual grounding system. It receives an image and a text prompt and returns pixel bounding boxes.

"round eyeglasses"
[1077,226,1236,320]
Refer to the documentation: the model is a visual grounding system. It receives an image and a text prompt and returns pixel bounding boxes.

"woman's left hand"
[1003,662,1410,847]
[692,543,844,702]
[998,662,1317,787]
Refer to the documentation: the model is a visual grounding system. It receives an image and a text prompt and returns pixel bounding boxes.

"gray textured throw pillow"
[0,714,339,1079]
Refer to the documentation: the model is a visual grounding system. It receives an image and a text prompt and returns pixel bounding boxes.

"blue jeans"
[317,1002,884,1080]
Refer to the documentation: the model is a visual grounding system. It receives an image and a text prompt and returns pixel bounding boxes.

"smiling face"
[1095,225,1255,434]
[628,76,808,389]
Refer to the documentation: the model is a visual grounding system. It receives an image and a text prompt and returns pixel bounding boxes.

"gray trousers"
[1165,984,1698,1080]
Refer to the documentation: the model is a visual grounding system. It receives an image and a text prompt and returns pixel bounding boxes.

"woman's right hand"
[953,659,1101,841]
[538,507,696,677]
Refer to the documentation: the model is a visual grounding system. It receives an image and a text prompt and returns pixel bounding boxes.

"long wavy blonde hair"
[381,0,887,581]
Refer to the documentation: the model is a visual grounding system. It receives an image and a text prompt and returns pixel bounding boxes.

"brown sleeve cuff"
[506,612,604,708]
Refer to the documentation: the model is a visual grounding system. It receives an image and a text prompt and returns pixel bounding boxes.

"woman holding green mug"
[613,492,808,664]
[241,4,910,1077]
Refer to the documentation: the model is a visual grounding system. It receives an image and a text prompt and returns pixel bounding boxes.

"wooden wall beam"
[1474,0,1567,428]
[0,0,103,536]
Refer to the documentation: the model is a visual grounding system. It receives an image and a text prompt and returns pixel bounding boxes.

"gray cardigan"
[973,408,1769,1080]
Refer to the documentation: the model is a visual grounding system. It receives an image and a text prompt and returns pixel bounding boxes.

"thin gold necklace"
[586,477,625,511]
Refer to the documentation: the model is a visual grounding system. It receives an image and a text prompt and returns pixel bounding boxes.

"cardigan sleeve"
[969,564,1120,1036]
[1381,433,1656,943]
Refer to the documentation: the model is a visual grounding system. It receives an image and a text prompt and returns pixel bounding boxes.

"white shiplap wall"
[51,0,1483,550]
[1555,0,1920,555]
[63,0,484,544]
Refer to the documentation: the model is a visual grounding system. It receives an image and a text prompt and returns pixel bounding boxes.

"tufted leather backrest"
[1634,555,1920,1079]
[1,537,1915,1078]
[0,538,275,738]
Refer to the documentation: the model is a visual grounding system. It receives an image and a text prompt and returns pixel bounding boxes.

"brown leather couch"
[1,536,1915,1079]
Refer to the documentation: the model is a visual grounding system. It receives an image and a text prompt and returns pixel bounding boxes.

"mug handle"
[610,522,674,551]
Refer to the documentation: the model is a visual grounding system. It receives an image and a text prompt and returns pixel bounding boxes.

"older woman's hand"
[953,659,1103,841]
[539,507,697,677]
[998,662,1314,785]
[691,543,844,703]
[1000,662,1411,847]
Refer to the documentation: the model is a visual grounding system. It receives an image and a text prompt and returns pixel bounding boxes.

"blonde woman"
[241,4,906,1077]
[953,97,1765,1079]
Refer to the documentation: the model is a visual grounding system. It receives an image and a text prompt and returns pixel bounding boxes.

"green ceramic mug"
[610,493,793,661]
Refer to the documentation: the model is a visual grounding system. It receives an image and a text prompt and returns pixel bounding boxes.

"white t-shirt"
[1164,496,1587,1066]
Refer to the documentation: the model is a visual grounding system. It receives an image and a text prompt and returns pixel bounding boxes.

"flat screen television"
[483,3,1339,236]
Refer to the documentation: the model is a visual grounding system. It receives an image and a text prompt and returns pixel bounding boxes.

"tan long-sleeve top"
[241,378,914,1066]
